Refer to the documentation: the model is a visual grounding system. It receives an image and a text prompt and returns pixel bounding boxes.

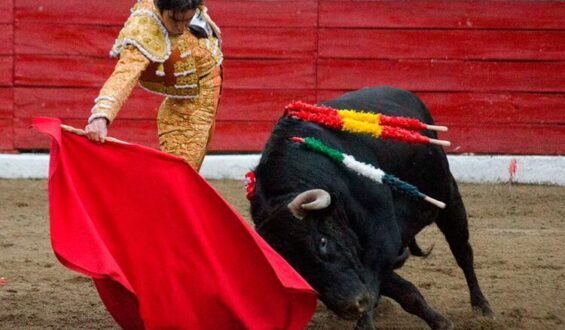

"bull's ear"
[288,189,331,220]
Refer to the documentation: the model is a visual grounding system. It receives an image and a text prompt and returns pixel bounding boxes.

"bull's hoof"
[472,298,494,318]
[473,303,495,318]
[431,317,454,330]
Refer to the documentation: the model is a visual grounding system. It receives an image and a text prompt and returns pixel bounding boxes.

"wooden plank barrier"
[15,0,318,27]
[319,29,565,61]
[0,88,13,119]
[7,0,565,154]
[0,24,13,55]
[442,124,565,155]
[0,118,13,150]
[317,91,565,125]
[16,25,317,59]
[15,56,317,89]
[14,88,316,121]
[0,57,12,87]
[319,0,565,29]
[317,59,565,93]
[0,0,12,24]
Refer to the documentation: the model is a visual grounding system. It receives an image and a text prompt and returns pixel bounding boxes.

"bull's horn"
[288,189,331,220]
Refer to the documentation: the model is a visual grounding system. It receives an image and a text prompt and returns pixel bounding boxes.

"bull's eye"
[319,237,328,255]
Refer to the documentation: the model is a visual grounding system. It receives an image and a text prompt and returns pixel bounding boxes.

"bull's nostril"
[354,294,370,313]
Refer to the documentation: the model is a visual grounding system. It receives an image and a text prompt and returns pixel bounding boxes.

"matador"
[87,0,223,170]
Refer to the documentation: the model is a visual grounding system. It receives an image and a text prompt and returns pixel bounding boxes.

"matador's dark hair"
[155,0,204,12]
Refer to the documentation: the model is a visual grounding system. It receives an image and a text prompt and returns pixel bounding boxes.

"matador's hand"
[85,118,109,143]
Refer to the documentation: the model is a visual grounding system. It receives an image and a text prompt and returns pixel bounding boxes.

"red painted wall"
[3,0,565,154]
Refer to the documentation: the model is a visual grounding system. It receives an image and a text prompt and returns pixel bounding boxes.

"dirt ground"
[0,179,563,329]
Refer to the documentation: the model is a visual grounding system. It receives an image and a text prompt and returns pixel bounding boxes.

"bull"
[249,87,492,329]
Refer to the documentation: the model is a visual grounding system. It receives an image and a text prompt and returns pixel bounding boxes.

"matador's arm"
[88,46,151,124]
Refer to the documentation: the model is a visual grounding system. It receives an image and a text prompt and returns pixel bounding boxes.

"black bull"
[249,87,493,329]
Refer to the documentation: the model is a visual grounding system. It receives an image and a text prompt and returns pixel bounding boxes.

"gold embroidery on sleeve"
[90,46,150,124]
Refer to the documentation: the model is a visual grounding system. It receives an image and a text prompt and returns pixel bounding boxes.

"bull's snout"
[352,292,371,314]
[338,292,372,319]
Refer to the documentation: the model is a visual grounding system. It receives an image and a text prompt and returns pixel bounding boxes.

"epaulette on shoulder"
[110,6,171,63]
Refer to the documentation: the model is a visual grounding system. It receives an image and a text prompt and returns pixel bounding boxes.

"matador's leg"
[157,68,222,171]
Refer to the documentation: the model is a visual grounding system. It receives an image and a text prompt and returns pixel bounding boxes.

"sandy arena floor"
[0,180,563,329]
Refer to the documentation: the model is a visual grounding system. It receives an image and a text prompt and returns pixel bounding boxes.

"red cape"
[33,118,317,329]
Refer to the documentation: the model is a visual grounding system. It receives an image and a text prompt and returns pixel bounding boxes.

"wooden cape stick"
[60,124,129,144]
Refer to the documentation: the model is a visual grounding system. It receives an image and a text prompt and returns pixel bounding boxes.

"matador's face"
[161,9,196,36]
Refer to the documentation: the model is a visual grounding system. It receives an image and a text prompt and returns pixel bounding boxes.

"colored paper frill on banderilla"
[33,117,317,330]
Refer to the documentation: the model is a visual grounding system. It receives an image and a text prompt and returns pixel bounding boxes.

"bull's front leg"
[381,273,453,330]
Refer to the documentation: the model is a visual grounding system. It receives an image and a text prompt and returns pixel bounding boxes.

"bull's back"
[321,86,434,125]
[321,86,453,206]
[261,86,453,204]
[257,86,455,235]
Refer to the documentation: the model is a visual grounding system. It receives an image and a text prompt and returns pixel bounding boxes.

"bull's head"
[256,188,406,328]
[286,189,374,320]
